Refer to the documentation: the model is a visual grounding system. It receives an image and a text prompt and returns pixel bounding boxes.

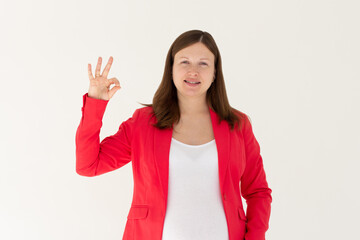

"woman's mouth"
[184,79,200,85]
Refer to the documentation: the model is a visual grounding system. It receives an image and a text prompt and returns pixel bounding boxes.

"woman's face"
[172,42,216,101]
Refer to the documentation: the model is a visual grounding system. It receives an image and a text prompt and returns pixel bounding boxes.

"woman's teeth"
[185,80,200,84]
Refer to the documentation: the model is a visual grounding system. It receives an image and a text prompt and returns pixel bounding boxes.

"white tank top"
[161,137,229,240]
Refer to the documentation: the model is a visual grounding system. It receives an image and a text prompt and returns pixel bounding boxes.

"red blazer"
[76,93,272,240]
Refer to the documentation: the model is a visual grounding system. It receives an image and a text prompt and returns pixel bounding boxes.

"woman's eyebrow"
[179,57,210,60]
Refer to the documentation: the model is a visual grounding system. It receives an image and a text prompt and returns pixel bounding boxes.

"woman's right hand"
[87,56,121,100]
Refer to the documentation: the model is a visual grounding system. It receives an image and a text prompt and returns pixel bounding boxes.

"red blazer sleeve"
[240,115,272,240]
[75,93,139,177]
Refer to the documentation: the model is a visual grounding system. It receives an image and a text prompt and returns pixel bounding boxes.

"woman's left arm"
[240,115,272,240]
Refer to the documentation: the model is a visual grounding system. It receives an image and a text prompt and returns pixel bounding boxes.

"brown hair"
[139,29,247,131]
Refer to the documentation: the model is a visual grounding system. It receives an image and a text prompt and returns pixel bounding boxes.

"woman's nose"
[187,64,199,75]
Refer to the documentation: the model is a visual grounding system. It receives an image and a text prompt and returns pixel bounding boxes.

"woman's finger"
[102,56,113,79]
[88,64,94,80]
[108,77,120,87]
[95,57,102,77]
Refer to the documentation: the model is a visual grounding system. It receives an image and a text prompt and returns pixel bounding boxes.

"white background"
[1,0,359,239]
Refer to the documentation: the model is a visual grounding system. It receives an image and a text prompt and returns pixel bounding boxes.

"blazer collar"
[153,105,230,203]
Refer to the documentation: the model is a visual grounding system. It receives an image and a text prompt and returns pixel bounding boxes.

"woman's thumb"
[109,86,121,99]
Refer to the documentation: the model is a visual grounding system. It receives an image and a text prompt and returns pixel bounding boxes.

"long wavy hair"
[139,29,247,131]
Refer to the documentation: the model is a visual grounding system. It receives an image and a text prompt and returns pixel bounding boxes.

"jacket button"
[223,194,227,200]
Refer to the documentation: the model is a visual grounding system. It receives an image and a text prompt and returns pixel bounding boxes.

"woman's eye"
[181,61,207,65]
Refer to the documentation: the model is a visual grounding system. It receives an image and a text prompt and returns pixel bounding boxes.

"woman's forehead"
[174,50,214,61]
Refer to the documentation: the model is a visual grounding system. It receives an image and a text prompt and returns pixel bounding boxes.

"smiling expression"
[172,42,216,100]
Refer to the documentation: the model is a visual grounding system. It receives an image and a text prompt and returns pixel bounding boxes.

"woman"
[75,30,272,240]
